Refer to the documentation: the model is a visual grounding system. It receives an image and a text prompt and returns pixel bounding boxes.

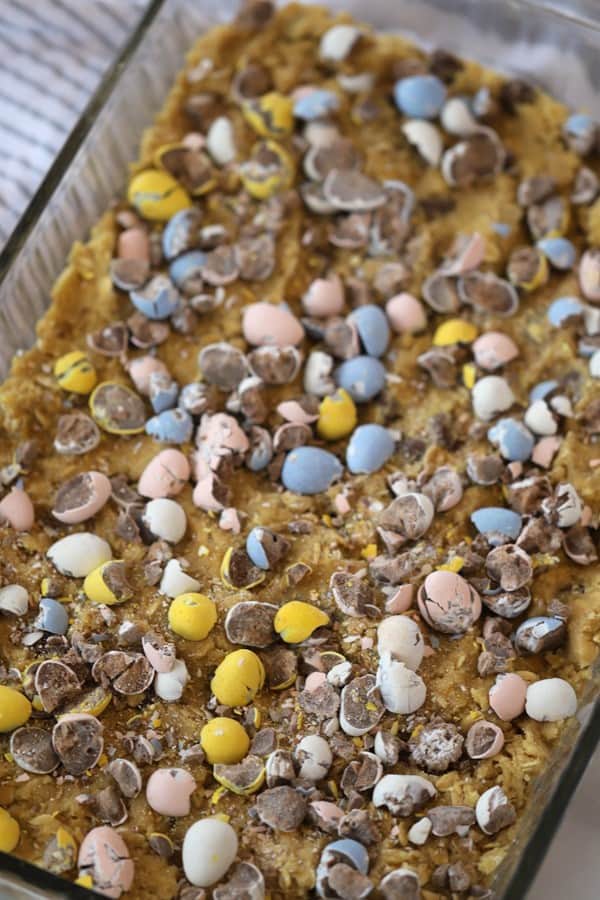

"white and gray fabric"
[0,0,147,246]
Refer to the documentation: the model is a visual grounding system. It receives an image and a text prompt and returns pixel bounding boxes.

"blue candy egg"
[162,208,199,261]
[150,377,179,414]
[537,237,576,270]
[487,417,535,461]
[294,89,340,121]
[246,428,273,472]
[281,446,343,494]
[130,275,180,320]
[335,356,386,403]
[346,424,395,474]
[146,408,194,444]
[564,112,595,136]
[245,526,281,570]
[169,250,206,290]
[321,840,369,875]
[547,296,584,327]
[470,507,523,544]
[393,75,447,119]
[348,305,390,357]
[529,379,559,402]
[36,597,69,635]
[514,616,566,653]
[491,222,512,237]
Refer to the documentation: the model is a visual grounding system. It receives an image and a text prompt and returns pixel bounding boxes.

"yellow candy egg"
[83,561,131,606]
[240,140,295,200]
[54,351,97,395]
[168,592,217,641]
[127,169,191,222]
[433,318,478,346]
[0,686,32,733]
[200,717,250,764]
[211,650,265,707]
[0,809,20,853]
[61,685,112,718]
[274,601,330,644]
[243,92,294,138]
[462,363,477,389]
[317,388,357,441]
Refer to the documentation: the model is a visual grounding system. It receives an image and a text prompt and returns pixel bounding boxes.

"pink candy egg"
[242,302,304,347]
[193,474,227,512]
[466,720,505,759]
[489,673,527,721]
[304,671,328,692]
[385,293,427,334]
[417,571,481,634]
[219,507,242,533]
[385,583,415,614]
[78,826,134,899]
[472,332,519,371]
[0,487,35,531]
[310,800,344,828]
[302,275,345,317]
[118,227,149,261]
[138,449,190,498]
[127,356,169,396]
[531,435,561,469]
[146,767,196,817]
[442,232,486,275]
[277,400,319,425]
[52,471,112,525]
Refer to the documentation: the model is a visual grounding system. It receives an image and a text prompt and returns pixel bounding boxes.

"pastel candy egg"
[346,424,395,474]
[240,140,295,200]
[128,169,191,222]
[590,350,600,377]
[89,382,146,435]
[319,839,369,875]
[128,356,169,396]
[488,417,534,461]
[0,487,35,531]
[563,113,597,155]
[84,560,131,605]
[470,507,522,544]
[0,584,28,616]
[294,89,340,121]
[402,119,443,166]
[524,399,557,435]
[0,686,32,732]
[52,471,112,524]
[274,600,329,643]
[281,446,343,494]
[417,571,481,634]
[206,116,236,166]
[376,655,427,714]
[182,818,238,887]
[377,615,424,671]
[211,649,265,706]
[118,227,149,261]
[547,296,584,327]
[168,592,217,641]
[440,95,479,136]
[48,532,112,577]
[246,527,289,570]
[302,275,344,317]
[243,92,294,138]
[579,248,600,301]
[54,351,97,394]
[348,305,390,357]
[319,24,362,62]
[162,208,199,260]
[149,373,179,413]
[471,376,514,420]
[78,826,134,899]
[530,380,559,402]
[138,449,190,498]
[537,237,576,269]
[472,331,519,370]
[130,275,180,320]
[317,389,357,441]
[160,559,201,598]
[200,717,250,765]
[146,408,194,444]
[385,293,427,334]
[155,658,189,702]
[169,250,206,290]
[0,808,20,853]
[525,678,577,721]
[433,318,477,346]
[335,355,386,402]
[465,720,505,760]
[242,302,304,347]
[142,498,186,543]
[146,768,196,817]
[295,734,333,781]
[489,673,527,721]
[36,598,69,635]
[393,75,446,119]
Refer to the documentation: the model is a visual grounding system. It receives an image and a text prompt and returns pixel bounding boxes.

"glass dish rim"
[0,1,598,898]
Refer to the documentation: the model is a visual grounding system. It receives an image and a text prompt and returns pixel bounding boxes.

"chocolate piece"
[255,786,307,830]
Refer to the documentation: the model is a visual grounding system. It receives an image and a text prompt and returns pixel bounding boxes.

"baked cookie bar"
[0,2,599,898]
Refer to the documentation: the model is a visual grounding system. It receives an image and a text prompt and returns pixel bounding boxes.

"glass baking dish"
[0,0,598,897]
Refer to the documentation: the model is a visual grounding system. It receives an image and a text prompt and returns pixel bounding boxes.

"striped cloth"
[0,0,148,246]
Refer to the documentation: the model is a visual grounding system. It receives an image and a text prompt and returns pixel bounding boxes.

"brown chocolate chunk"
[341,752,383,796]
[486,545,532,591]
[477,632,515,676]
[255,785,307,830]
[330,570,378,618]
[223,548,264,589]
[184,92,219,129]
[10,726,59,774]
[527,194,567,240]
[236,0,274,29]
[261,646,297,690]
[225,601,277,648]
[127,312,170,349]
[506,245,546,287]
[500,78,535,113]
[107,758,142,798]
[110,258,150,292]
[562,526,598,565]
[213,862,265,900]
[505,476,552,514]
[477,785,516,834]
[328,212,371,249]
[409,722,464,774]
[340,675,383,736]
[232,63,272,101]
[235,233,276,281]
[198,343,248,391]
[427,805,475,836]
[52,714,103,775]
[429,48,463,82]
[458,270,518,316]
[54,412,101,456]
[516,518,562,554]
[90,382,147,433]
[338,808,381,846]
[93,783,128,826]
[380,868,421,900]
[250,727,277,757]
[35,659,82,713]
[299,681,340,719]
[87,322,129,357]
[148,833,174,859]
[481,586,531,619]
[92,651,154,695]
[517,175,557,207]
[323,169,386,212]
[417,347,458,388]
[248,345,302,384]
[328,863,373,900]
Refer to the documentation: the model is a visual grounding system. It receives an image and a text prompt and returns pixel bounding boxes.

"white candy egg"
[376,654,426,714]
[304,351,335,397]
[440,96,478,136]
[402,120,443,167]
[0,584,29,616]
[408,817,432,845]
[590,349,600,378]
[143,498,187,544]
[206,116,236,166]
[472,376,514,421]
[525,678,577,721]
[159,559,201,597]
[377,616,424,670]
[372,774,436,815]
[295,734,332,781]
[47,533,112,578]
[554,483,583,528]
[155,658,190,702]
[182,818,238,887]
[319,24,362,62]
[524,400,557,435]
